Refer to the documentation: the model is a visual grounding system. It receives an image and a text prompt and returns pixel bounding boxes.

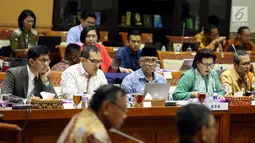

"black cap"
[141,47,157,57]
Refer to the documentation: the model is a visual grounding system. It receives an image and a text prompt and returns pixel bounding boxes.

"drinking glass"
[73,93,81,108]
[197,92,206,104]
[1,94,10,108]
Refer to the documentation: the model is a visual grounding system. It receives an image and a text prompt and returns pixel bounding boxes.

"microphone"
[110,128,145,143]
[181,22,186,51]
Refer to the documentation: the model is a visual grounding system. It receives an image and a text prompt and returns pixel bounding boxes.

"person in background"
[80,26,112,72]
[176,104,217,143]
[57,85,127,143]
[1,45,56,103]
[66,11,96,45]
[116,30,142,73]
[10,10,38,52]
[51,44,81,71]
[172,49,224,100]
[61,45,107,100]
[121,47,166,93]
[224,26,255,52]
[220,50,255,96]
[195,24,225,52]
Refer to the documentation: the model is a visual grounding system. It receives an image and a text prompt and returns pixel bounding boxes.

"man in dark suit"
[176,104,217,143]
[1,45,56,104]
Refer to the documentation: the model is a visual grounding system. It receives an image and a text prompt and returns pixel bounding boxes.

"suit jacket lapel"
[21,66,28,97]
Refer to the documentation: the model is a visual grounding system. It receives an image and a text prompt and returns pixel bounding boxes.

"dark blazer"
[1,65,56,103]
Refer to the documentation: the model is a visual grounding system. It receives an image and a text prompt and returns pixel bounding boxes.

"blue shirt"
[116,46,141,71]
[121,68,167,93]
[66,24,83,45]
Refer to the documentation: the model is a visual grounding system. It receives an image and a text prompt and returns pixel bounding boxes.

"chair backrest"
[45,31,67,42]
[105,46,120,59]
[50,71,62,87]
[0,29,13,40]
[119,32,153,46]
[166,36,195,43]
[0,122,22,143]
[14,51,27,58]
[158,71,183,86]
[99,31,109,42]
[56,45,67,61]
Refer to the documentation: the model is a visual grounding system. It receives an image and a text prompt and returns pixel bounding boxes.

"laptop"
[143,83,170,99]
[6,58,28,67]
[38,36,62,53]
[179,59,193,71]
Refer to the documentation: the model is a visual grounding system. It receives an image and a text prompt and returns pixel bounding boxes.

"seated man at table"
[1,45,56,103]
[176,104,217,143]
[195,24,226,52]
[57,85,127,143]
[66,11,96,45]
[224,26,255,52]
[51,43,81,71]
[172,49,224,100]
[220,50,255,96]
[116,30,142,73]
[121,47,167,93]
[61,45,108,100]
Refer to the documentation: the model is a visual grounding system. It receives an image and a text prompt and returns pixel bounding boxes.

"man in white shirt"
[66,11,96,45]
[61,45,108,100]
[1,45,56,103]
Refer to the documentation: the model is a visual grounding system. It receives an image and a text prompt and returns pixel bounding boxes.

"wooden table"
[1,106,255,143]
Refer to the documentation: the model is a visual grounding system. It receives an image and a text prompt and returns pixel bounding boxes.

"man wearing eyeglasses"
[66,11,96,45]
[61,45,107,100]
[220,50,255,96]
[1,45,56,104]
[121,47,166,93]
[224,26,255,52]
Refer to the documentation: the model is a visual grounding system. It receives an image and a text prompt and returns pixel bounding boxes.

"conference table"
[1,106,255,143]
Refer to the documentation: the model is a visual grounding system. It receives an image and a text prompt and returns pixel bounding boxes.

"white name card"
[143,102,152,107]
[203,103,228,111]
[163,72,172,79]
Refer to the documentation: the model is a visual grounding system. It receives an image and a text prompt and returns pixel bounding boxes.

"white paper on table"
[163,72,172,79]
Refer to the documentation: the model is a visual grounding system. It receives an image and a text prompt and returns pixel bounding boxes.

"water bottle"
[81,92,88,108]
[187,46,192,52]
[126,94,133,108]
[216,47,220,52]
[218,63,223,70]
[212,92,218,103]
[161,45,166,51]
[176,45,181,52]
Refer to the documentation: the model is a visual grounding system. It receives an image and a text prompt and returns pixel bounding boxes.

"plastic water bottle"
[212,92,218,103]
[187,46,192,52]
[176,45,181,52]
[216,47,220,52]
[81,92,88,108]
[161,45,166,51]
[126,94,133,108]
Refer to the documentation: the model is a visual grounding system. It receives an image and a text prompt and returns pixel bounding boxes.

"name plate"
[203,103,228,111]
[143,102,152,107]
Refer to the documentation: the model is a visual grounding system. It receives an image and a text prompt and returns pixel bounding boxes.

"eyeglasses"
[240,61,251,67]
[24,20,34,24]
[199,61,215,68]
[85,21,96,26]
[141,59,159,65]
[110,101,128,114]
[87,58,102,65]
[37,59,51,64]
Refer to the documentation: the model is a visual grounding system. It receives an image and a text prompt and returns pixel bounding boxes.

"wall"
[0,0,53,29]
[230,0,254,35]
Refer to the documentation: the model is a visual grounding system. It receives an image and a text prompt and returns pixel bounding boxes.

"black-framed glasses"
[199,61,215,68]
[37,59,51,64]
[87,58,102,65]
[85,21,96,26]
[110,101,128,114]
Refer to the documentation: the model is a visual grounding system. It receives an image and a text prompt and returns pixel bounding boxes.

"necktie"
[30,76,38,96]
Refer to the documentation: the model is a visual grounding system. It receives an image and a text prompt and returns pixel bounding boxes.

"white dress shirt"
[27,65,38,97]
[61,63,108,100]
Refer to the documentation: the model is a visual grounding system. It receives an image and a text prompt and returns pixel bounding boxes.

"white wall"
[230,0,255,33]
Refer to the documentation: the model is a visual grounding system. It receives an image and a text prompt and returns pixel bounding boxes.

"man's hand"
[192,92,198,98]
[119,67,133,73]
[40,68,51,83]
